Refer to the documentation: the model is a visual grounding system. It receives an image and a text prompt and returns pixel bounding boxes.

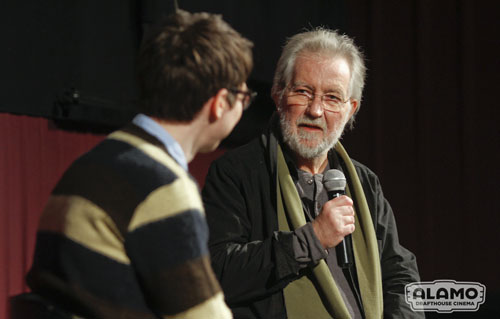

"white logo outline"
[405,279,486,313]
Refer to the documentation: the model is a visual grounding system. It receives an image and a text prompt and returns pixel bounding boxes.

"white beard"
[279,108,350,160]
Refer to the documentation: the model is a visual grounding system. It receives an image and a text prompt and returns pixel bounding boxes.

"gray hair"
[271,28,366,127]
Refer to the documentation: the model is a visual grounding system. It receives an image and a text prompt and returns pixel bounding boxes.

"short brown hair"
[136,10,253,122]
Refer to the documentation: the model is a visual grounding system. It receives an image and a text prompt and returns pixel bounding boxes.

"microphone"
[322,169,354,268]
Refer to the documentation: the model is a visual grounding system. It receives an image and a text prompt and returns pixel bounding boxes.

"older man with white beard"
[202,28,423,319]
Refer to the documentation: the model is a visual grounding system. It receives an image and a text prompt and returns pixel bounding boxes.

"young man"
[27,10,253,318]
[203,28,422,318]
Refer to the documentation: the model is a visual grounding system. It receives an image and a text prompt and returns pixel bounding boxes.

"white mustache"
[296,117,326,131]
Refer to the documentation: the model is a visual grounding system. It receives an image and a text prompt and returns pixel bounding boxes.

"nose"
[306,95,324,118]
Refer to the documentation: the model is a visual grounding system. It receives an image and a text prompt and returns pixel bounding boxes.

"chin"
[199,141,220,153]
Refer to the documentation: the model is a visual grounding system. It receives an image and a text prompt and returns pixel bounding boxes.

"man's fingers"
[343,216,355,231]
[345,215,355,225]
[329,194,353,206]
[344,223,355,234]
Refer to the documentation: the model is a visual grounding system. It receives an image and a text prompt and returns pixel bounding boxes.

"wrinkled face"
[277,53,357,159]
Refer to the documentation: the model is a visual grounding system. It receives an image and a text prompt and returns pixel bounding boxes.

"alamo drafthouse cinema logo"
[405,280,486,313]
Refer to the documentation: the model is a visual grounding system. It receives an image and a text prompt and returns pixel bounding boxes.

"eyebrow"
[291,82,345,95]
[291,82,312,89]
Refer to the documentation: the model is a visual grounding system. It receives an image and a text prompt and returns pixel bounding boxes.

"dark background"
[1,0,499,317]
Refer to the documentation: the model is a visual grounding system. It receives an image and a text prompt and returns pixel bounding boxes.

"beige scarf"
[276,142,383,318]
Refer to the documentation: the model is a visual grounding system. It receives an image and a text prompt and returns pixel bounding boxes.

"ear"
[209,88,230,122]
[348,99,358,118]
[273,92,284,112]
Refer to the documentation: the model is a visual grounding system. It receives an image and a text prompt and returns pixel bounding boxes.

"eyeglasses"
[286,86,349,112]
[228,88,257,110]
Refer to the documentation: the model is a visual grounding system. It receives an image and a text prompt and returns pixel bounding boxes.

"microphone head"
[323,169,346,192]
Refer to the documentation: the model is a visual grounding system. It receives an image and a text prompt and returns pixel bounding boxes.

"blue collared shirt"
[132,113,188,171]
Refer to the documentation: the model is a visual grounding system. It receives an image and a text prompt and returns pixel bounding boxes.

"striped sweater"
[27,124,232,319]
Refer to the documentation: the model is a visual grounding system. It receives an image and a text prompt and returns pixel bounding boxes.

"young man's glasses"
[229,88,257,110]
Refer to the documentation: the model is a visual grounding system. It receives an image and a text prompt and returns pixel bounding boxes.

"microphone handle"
[328,191,354,268]
[338,234,354,268]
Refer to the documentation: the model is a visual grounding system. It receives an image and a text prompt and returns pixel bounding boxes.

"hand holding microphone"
[311,169,355,268]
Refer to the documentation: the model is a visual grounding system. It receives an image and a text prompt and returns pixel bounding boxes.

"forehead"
[292,52,351,92]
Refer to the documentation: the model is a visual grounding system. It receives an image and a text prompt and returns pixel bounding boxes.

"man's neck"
[293,152,329,175]
[152,118,200,163]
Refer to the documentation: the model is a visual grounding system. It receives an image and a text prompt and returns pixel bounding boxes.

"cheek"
[233,108,243,126]
[325,113,345,130]
[282,108,301,125]
[228,107,243,131]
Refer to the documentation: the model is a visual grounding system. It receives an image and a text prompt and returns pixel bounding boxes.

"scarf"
[276,142,383,318]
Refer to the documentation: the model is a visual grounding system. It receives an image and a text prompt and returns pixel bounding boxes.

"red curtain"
[0,113,105,316]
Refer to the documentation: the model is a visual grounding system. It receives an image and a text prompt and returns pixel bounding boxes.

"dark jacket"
[202,127,422,319]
